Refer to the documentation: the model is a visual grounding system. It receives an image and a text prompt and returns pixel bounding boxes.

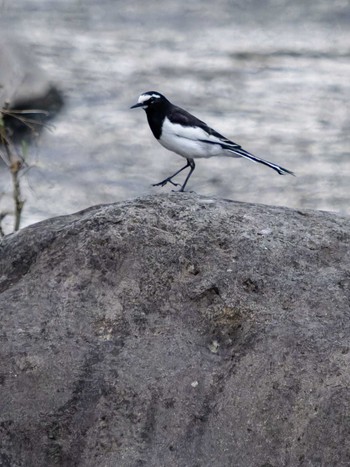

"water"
[0,0,349,233]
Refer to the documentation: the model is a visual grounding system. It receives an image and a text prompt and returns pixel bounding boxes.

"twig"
[10,161,24,231]
[0,106,26,232]
[0,215,5,238]
[0,103,50,234]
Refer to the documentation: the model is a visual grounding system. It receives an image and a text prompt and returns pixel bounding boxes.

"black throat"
[144,101,170,140]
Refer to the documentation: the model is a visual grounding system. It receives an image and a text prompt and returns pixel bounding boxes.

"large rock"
[0,194,349,467]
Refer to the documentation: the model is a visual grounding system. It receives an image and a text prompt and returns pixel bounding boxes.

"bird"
[130,91,294,192]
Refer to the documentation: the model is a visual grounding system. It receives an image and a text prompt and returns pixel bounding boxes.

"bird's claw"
[153,178,180,188]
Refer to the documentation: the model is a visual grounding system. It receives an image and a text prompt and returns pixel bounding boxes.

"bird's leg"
[178,159,195,192]
[153,160,191,188]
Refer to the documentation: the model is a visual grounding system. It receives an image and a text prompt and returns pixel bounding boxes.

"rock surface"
[0,194,349,467]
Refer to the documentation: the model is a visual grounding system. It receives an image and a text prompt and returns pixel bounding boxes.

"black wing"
[167,105,240,148]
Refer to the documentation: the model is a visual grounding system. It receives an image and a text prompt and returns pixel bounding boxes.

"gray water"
[0,0,349,233]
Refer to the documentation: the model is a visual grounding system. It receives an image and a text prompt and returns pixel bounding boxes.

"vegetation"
[0,103,48,236]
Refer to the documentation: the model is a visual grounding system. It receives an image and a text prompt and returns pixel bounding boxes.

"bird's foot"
[152,178,180,188]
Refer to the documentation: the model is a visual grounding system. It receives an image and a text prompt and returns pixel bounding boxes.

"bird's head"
[130,91,167,110]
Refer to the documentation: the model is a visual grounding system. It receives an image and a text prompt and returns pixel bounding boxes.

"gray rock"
[0,194,349,467]
[0,38,63,140]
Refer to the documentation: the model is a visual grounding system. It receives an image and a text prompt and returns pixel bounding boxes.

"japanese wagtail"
[131,91,294,192]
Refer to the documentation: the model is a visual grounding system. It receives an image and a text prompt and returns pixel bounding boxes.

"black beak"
[130,102,145,109]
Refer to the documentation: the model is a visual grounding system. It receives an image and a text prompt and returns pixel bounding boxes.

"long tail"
[224,143,295,176]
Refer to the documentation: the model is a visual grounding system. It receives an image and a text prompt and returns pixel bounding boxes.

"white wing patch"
[159,117,234,159]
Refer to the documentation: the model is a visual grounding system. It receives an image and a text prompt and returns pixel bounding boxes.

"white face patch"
[137,93,161,105]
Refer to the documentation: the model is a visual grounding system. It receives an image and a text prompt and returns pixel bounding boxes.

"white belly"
[159,117,226,159]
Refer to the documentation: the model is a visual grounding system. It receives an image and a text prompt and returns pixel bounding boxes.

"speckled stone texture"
[0,194,349,467]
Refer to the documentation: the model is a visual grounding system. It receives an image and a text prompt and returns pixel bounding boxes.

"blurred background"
[0,0,349,232]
